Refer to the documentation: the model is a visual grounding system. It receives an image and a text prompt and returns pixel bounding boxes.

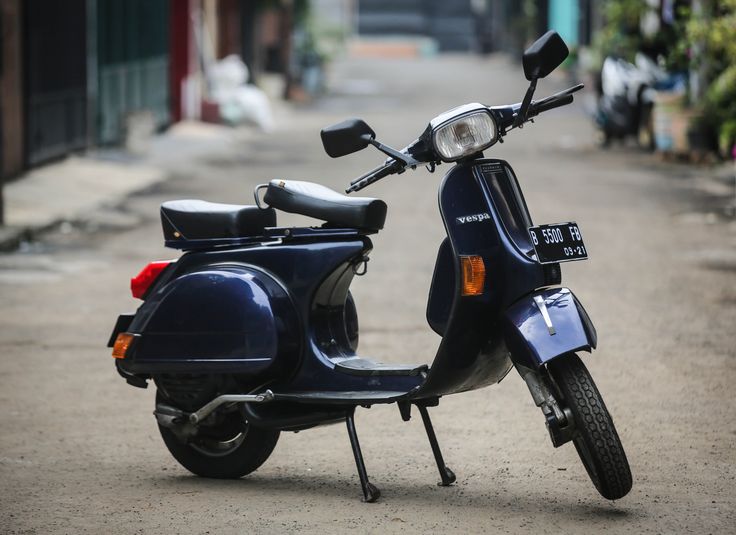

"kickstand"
[417,405,456,486]
[345,408,381,503]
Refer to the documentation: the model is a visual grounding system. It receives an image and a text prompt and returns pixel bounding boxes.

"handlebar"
[346,160,403,193]
[530,83,583,117]
[344,83,584,194]
[531,93,574,115]
[492,83,584,132]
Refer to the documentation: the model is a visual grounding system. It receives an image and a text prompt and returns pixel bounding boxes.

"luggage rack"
[164,226,371,250]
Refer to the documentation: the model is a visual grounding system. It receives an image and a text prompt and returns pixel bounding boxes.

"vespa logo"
[456,212,491,225]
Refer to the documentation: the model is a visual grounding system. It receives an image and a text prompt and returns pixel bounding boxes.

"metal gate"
[23,0,87,166]
[96,0,169,145]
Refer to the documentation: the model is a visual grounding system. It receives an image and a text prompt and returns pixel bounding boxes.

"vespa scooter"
[109,31,632,502]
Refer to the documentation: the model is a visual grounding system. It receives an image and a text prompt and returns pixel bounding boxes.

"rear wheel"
[546,355,632,500]
[156,389,280,479]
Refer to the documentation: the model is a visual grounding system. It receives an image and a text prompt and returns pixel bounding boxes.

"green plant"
[718,119,736,156]
[292,0,346,65]
[591,0,648,67]
[687,0,736,155]
[590,0,689,72]
[686,0,736,73]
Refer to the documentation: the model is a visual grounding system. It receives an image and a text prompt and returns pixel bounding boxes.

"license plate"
[528,222,588,264]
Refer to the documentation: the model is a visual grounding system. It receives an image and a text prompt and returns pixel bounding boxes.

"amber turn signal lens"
[112,332,136,359]
[460,255,486,296]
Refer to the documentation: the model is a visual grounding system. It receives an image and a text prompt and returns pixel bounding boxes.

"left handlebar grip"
[346,161,399,193]
[350,162,390,187]
[346,172,382,193]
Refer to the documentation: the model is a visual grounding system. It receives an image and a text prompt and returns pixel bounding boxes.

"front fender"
[502,287,597,369]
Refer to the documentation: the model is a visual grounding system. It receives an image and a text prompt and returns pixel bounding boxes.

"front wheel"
[546,355,633,500]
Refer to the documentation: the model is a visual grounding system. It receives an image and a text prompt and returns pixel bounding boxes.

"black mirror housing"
[321,119,376,158]
[522,31,569,81]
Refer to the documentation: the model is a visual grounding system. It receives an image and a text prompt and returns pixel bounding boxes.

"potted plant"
[684,0,736,157]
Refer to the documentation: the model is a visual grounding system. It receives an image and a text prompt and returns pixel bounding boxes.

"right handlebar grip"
[533,94,574,115]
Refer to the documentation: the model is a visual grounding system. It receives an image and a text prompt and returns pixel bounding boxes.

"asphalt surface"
[1,54,735,534]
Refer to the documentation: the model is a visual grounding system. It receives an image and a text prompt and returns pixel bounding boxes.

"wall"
[1,0,23,179]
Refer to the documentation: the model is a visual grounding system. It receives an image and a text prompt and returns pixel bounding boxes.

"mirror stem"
[513,78,537,128]
[363,135,419,167]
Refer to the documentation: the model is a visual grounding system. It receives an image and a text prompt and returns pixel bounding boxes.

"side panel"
[119,237,405,393]
[122,266,299,375]
[502,287,597,369]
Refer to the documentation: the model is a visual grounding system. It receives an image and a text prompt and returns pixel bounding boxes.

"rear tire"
[156,390,280,479]
[546,355,632,500]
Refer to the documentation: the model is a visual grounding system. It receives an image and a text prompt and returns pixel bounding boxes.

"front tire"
[156,390,280,479]
[546,355,632,500]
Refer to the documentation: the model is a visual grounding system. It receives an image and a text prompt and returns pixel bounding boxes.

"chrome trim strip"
[533,295,556,335]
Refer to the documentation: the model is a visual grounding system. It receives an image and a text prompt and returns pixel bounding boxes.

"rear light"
[112,332,138,359]
[131,260,173,299]
[460,255,486,296]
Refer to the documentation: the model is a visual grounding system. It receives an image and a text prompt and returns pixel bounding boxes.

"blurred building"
[0,0,296,184]
[353,0,601,55]
[479,0,601,55]
[357,0,476,52]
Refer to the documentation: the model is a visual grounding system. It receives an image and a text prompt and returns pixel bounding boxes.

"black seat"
[160,200,276,240]
[263,180,387,231]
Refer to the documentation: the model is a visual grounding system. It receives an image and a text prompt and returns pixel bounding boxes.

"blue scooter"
[109,32,632,502]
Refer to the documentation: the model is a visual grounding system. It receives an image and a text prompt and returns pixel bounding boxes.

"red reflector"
[131,261,172,299]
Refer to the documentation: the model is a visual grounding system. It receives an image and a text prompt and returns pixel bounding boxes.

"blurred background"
[0,1,734,533]
[1,0,735,197]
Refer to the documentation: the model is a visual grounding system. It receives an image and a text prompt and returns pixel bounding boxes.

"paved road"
[1,54,734,534]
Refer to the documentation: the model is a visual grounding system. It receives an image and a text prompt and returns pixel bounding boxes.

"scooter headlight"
[432,109,497,162]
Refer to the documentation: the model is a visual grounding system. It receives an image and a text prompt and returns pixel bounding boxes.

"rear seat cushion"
[161,200,276,240]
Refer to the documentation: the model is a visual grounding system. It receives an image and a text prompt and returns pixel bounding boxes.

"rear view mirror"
[522,31,569,81]
[321,119,376,158]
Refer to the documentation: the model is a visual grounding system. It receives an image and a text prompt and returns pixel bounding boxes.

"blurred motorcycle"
[596,53,674,150]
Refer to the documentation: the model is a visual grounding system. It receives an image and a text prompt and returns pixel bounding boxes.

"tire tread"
[549,355,632,500]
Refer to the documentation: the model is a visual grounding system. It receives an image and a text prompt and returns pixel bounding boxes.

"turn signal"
[112,332,136,359]
[460,255,486,296]
[131,260,172,299]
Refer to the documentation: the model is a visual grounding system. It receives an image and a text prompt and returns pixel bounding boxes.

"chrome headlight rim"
[431,107,498,162]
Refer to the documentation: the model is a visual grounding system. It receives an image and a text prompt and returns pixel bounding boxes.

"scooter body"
[115,158,595,402]
[109,31,631,503]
